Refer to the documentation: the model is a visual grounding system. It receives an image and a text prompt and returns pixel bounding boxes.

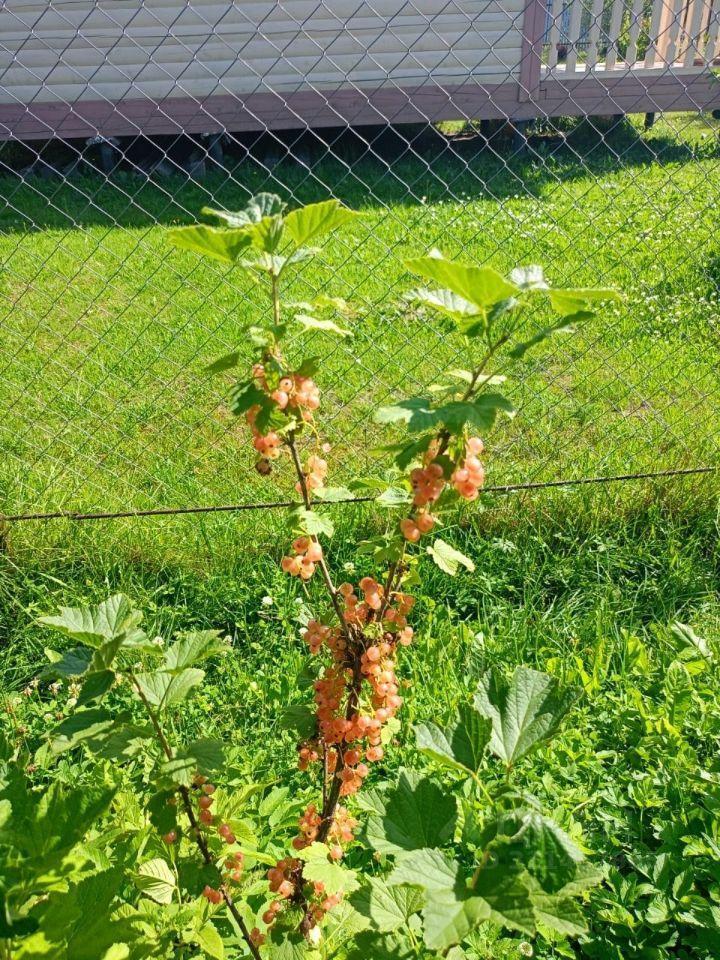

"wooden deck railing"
[541,0,720,75]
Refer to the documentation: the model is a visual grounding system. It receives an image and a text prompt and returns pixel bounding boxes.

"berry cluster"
[451,437,485,499]
[410,461,445,507]
[400,510,436,542]
[296,454,328,493]
[247,406,281,460]
[281,536,323,580]
[253,364,321,420]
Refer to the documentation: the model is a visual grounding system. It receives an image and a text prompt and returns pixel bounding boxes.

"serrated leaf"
[427,539,475,576]
[279,704,317,739]
[344,930,415,960]
[508,312,590,360]
[202,193,286,227]
[77,669,115,705]
[297,844,359,895]
[365,770,456,853]
[480,809,585,893]
[292,508,334,538]
[135,858,176,904]
[159,738,225,787]
[547,287,620,316]
[375,486,412,507]
[39,594,142,647]
[406,287,482,324]
[472,866,535,933]
[389,849,490,951]
[350,879,425,932]
[42,646,93,679]
[285,199,358,247]
[294,314,351,337]
[135,668,205,711]
[405,255,519,311]
[415,702,491,775]
[510,265,549,290]
[196,922,225,959]
[163,630,225,672]
[313,486,353,502]
[434,393,515,432]
[167,224,253,264]
[474,666,577,765]
[375,397,435,431]
[48,708,117,755]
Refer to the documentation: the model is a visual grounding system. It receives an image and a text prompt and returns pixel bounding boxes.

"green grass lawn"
[0,113,718,532]
[1,112,720,958]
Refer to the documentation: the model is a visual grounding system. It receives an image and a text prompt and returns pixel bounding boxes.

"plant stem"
[130,674,262,960]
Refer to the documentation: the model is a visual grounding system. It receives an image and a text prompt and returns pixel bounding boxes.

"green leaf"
[415,702,491,775]
[434,393,515,433]
[205,351,240,374]
[228,380,268,417]
[344,930,415,960]
[471,866,536,933]
[159,738,225,787]
[427,539,475,576]
[474,666,577,765]
[285,199,358,247]
[167,225,253,264]
[202,193,286,227]
[508,312,591,360]
[48,708,117,755]
[196,922,225,959]
[349,879,425,932]
[39,594,142,647]
[313,486,353,502]
[279,704,317,740]
[671,621,712,659]
[406,287,483,324]
[163,630,225,672]
[135,858,176,904]
[135,668,205,710]
[296,843,359,895]
[365,770,457,853]
[480,809,585,893]
[387,435,433,469]
[294,314,351,337]
[510,265,549,290]
[77,669,115,705]
[375,486,412,507]
[292,508,334,538]
[548,287,620,316]
[42,646,93,679]
[405,254,519,311]
[389,849,490,951]
[375,397,435,431]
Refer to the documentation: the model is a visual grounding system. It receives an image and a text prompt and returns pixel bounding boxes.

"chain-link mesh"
[0,0,718,521]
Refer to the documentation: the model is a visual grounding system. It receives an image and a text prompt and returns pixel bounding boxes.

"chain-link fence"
[0,1,718,523]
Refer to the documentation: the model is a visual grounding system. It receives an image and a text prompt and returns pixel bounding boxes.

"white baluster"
[605,0,626,69]
[625,0,644,64]
[546,0,564,71]
[564,0,585,74]
[587,0,605,69]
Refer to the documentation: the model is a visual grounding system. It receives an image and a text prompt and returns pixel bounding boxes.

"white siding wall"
[0,1,526,107]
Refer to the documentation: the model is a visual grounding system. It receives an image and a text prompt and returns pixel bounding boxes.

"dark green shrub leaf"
[415,702,491,775]
[135,668,204,711]
[39,594,143,648]
[77,670,115,705]
[365,770,456,853]
[349,878,425,932]
[159,738,225,787]
[163,630,225,672]
[474,666,577,765]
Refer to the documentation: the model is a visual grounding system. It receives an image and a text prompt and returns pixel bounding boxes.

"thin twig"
[130,674,262,960]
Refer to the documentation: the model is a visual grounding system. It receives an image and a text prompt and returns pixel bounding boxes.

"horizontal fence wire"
[0,0,718,527]
[1,467,716,524]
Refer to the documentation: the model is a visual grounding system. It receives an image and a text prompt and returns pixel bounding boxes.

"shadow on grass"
[0,117,716,234]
